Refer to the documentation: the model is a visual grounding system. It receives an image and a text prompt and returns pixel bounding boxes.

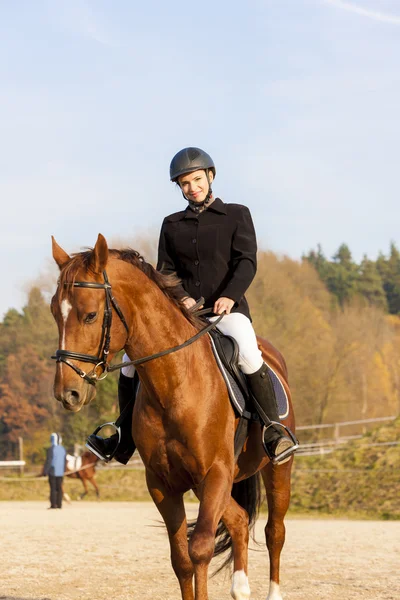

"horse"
[50,233,296,600]
[65,450,100,500]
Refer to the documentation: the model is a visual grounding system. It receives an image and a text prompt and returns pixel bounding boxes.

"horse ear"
[52,236,71,270]
[90,234,109,273]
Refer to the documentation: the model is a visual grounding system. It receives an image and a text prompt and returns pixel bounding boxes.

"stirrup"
[85,422,121,462]
[262,421,299,465]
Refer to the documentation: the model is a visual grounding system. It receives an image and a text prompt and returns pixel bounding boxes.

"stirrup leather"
[85,422,121,462]
[262,421,299,465]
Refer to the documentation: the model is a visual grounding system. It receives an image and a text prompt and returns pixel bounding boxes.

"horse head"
[51,233,129,412]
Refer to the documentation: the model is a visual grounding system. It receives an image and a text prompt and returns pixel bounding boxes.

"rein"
[52,271,224,384]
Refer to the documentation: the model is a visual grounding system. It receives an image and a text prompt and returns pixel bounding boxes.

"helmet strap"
[184,170,214,213]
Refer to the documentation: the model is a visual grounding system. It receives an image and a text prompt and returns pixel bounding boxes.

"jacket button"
[194,260,199,265]
[195,281,200,286]
[192,238,197,243]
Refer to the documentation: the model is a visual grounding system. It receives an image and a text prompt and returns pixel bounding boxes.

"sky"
[1,0,399,319]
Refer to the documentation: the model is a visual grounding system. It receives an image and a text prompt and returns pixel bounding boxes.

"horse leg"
[63,492,72,504]
[79,477,88,500]
[89,476,100,499]
[221,497,251,599]
[190,464,233,600]
[146,470,194,600]
[261,461,292,600]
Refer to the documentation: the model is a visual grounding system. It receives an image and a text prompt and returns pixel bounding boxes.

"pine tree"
[303,244,329,279]
[325,244,358,308]
[376,243,400,314]
[357,256,387,310]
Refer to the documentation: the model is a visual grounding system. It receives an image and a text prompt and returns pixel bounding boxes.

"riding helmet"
[169,147,216,182]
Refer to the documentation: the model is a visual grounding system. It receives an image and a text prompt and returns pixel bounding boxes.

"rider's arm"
[156,219,188,300]
[219,205,257,304]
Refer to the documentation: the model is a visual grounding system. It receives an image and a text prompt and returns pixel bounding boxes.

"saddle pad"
[209,336,289,419]
[66,454,82,472]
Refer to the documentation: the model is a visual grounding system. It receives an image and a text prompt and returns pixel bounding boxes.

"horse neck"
[113,261,197,364]
[111,260,221,415]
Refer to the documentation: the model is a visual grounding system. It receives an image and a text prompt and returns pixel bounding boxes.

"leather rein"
[52,270,223,385]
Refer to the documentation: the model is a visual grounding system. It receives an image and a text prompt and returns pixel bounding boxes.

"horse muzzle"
[55,385,96,412]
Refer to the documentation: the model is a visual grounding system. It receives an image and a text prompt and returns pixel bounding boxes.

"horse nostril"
[64,389,81,405]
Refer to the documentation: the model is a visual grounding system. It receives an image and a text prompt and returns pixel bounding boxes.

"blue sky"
[1,0,399,318]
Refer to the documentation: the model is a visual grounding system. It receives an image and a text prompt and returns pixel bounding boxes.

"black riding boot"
[86,372,137,465]
[246,363,297,464]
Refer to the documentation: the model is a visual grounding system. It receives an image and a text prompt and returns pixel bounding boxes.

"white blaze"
[59,298,72,383]
[231,570,251,600]
[60,298,72,350]
[266,581,282,600]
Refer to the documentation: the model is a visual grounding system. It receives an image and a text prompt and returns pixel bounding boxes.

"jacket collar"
[207,197,227,214]
[164,198,227,222]
[182,197,227,220]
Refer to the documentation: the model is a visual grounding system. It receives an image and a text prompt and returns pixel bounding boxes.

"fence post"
[334,423,340,445]
[18,437,24,476]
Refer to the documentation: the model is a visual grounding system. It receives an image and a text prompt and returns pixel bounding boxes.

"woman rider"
[86,147,297,465]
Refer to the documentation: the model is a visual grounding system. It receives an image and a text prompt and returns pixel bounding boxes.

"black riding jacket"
[156,197,257,319]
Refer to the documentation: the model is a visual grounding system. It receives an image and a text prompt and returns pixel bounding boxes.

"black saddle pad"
[209,333,289,419]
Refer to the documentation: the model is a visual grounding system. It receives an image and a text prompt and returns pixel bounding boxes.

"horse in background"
[65,450,100,500]
[51,233,296,600]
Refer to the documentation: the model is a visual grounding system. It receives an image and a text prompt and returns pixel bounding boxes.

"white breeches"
[121,312,263,378]
[121,354,136,378]
[209,312,263,375]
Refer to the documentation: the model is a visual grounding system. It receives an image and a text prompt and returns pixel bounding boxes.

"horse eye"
[85,312,97,323]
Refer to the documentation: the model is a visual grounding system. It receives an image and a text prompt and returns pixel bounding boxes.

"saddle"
[209,329,255,419]
[66,454,82,473]
[209,328,289,421]
[209,328,291,460]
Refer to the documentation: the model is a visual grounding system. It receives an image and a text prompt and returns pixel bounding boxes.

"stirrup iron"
[85,422,121,462]
[262,421,299,465]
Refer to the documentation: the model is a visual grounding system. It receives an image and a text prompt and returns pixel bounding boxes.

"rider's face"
[178,169,213,203]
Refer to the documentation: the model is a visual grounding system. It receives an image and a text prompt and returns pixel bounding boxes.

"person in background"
[42,432,67,509]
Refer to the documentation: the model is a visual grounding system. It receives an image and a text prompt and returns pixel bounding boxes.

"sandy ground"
[0,502,399,600]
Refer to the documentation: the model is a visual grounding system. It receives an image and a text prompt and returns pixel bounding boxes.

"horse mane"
[58,248,202,328]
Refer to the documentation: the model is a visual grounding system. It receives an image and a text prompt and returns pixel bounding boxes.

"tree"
[383,244,400,314]
[324,244,359,308]
[357,256,387,310]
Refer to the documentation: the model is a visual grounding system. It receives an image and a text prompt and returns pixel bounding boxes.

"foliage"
[291,417,400,519]
[304,242,400,313]
[247,253,400,426]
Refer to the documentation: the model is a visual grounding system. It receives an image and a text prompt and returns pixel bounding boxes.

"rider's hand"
[183,297,197,310]
[213,297,235,315]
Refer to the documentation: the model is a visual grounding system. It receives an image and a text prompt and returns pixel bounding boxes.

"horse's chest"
[146,440,203,491]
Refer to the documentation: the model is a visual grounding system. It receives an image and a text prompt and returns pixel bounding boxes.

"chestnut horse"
[66,451,100,500]
[50,234,296,600]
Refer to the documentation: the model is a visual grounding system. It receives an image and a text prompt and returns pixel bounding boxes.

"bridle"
[52,271,129,384]
[52,270,223,385]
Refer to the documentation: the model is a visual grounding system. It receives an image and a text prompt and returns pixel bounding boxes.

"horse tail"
[187,472,262,574]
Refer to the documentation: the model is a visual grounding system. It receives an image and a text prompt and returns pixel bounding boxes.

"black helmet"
[170,147,216,182]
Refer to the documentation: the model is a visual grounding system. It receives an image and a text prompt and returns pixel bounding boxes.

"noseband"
[52,271,129,384]
[52,270,224,385]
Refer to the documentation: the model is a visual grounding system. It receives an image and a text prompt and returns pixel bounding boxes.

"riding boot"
[246,363,297,465]
[86,372,137,465]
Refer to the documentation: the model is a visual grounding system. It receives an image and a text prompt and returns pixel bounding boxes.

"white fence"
[0,437,25,474]
[1,417,397,470]
[295,415,398,456]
